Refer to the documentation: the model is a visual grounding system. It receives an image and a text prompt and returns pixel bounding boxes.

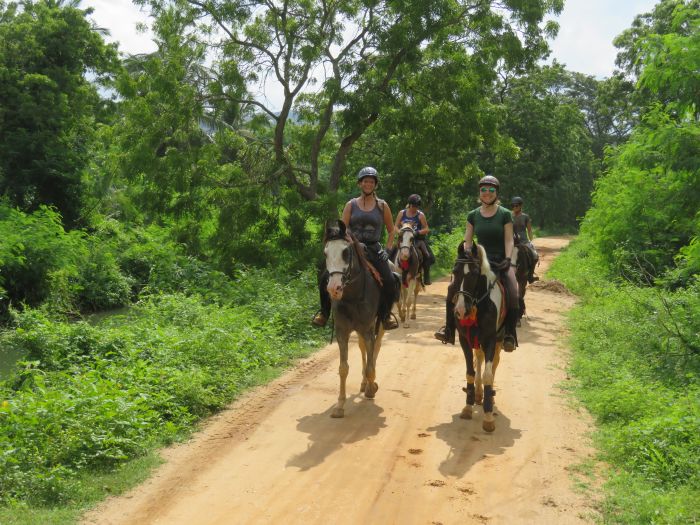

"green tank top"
[467,206,513,260]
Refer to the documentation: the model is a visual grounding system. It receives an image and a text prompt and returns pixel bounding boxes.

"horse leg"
[332,331,350,418]
[404,279,416,327]
[458,332,476,420]
[410,277,418,320]
[358,335,368,393]
[481,340,497,432]
[398,287,407,323]
[475,347,484,405]
[360,329,380,398]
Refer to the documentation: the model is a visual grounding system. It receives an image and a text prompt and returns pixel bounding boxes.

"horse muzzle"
[327,273,345,300]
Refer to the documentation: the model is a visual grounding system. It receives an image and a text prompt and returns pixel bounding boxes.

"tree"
[0,0,119,226]
[136,0,563,201]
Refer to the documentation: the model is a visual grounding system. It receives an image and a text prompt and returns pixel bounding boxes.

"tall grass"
[548,238,700,524]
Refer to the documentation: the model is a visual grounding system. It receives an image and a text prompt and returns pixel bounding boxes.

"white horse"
[394,222,423,327]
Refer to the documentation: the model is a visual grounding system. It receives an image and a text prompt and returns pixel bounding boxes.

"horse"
[393,222,423,327]
[510,234,533,322]
[452,243,507,432]
[323,220,385,418]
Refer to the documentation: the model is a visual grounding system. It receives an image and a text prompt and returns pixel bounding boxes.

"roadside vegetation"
[548,3,699,522]
[0,0,697,523]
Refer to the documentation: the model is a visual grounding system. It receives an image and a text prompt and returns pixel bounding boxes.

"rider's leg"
[373,252,400,330]
[503,266,520,351]
[434,281,458,344]
[312,270,331,327]
[418,241,432,285]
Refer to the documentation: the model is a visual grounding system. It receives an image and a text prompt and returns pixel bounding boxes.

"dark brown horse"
[453,243,507,432]
[323,220,385,418]
[511,238,533,322]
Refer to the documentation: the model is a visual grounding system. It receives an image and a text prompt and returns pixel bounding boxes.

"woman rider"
[393,194,434,285]
[312,167,400,330]
[433,175,520,351]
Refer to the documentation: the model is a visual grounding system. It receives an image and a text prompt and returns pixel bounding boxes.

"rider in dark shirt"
[312,167,399,330]
[511,196,539,283]
[393,194,434,285]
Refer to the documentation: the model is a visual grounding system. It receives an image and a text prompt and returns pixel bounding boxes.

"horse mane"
[476,244,497,281]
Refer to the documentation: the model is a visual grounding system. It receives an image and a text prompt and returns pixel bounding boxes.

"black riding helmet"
[478,175,500,190]
[357,166,379,185]
[407,194,421,206]
[511,196,524,206]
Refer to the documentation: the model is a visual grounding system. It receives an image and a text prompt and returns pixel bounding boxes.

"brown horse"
[453,243,507,432]
[394,222,423,327]
[323,220,385,418]
[510,240,533,322]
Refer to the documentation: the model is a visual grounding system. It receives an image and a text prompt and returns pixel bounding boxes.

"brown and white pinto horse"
[453,243,507,432]
[394,222,423,327]
[324,220,385,418]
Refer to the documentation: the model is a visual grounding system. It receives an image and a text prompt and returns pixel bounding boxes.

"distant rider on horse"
[393,194,435,285]
[312,167,400,330]
[510,196,539,283]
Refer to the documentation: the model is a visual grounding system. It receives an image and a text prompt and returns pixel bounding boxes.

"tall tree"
[0,0,119,226]
[136,0,563,200]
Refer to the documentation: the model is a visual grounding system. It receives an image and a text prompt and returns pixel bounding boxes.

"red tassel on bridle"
[459,306,479,349]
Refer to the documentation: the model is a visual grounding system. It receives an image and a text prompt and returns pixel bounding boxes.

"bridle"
[325,235,362,291]
[454,255,496,311]
[398,225,416,258]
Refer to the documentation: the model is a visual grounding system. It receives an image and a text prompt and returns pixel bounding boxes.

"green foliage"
[0,265,325,506]
[0,0,119,227]
[551,240,700,523]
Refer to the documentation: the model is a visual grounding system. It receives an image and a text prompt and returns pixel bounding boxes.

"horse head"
[454,243,496,320]
[397,222,417,262]
[324,220,355,301]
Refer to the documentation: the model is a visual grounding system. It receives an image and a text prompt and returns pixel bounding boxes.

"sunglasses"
[479,187,496,194]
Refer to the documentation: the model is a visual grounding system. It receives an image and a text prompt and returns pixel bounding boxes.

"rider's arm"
[463,221,474,252]
[383,203,395,249]
[504,222,515,262]
[341,200,352,227]
[526,219,534,242]
[418,212,429,236]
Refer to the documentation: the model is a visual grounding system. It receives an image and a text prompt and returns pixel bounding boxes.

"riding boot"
[434,301,456,344]
[503,307,519,351]
[423,264,432,285]
[312,272,331,327]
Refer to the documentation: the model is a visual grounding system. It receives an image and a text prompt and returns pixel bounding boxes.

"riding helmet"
[357,166,379,184]
[407,194,421,206]
[511,196,524,205]
[478,175,500,189]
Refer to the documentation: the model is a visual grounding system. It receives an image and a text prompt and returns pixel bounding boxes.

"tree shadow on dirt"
[426,410,521,478]
[287,395,387,471]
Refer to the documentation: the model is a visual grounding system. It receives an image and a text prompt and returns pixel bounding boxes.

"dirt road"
[84,236,598,525]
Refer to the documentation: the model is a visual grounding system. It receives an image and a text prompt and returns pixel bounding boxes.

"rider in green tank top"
[467,206,512,261]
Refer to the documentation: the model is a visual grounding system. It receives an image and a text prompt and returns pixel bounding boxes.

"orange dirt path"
[83,236,598,525]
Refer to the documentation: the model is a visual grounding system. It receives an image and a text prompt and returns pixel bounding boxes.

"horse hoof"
[331,408,345,418]
[410,313,416,320]
[364,382,378,398]
[482,420,495,432]
[460,406,473,419]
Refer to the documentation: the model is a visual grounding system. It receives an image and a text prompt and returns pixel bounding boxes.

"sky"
[82,0,660,102]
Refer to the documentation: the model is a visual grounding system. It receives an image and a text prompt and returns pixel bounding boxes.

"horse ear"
[457,241,465,256]
[337,219,346,237]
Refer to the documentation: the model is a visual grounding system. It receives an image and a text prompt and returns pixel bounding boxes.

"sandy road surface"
[84,237,598,525]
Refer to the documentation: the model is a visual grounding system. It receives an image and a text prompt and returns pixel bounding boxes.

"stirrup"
[311,310,328,327]
[382,313,399,330]
[434,326,453,345]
